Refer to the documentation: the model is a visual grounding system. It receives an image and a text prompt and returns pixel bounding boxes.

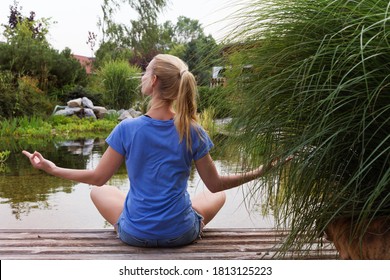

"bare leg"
[90,185,126,229]
[192,189,226,226]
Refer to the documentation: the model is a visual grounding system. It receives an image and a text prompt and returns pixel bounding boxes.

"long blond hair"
[152,54,198,149]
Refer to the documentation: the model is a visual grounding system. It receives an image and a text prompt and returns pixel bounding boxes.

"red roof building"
[72,55,95,74]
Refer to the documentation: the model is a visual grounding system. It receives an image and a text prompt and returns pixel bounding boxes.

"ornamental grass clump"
[224,0,390,256]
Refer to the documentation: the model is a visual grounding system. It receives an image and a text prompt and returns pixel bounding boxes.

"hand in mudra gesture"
[22,150,56,173]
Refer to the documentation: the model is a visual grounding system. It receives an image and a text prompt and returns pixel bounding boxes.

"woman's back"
[107,116,213,239]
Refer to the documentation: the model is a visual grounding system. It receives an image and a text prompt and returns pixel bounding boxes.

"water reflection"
[0,138,110,221]
[0,137,274,229]
[56,139,98,156]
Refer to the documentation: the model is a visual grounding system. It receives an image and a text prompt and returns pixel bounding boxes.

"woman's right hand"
[22,150,56,173]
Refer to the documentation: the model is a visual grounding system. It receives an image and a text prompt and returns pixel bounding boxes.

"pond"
[0,137,274,229]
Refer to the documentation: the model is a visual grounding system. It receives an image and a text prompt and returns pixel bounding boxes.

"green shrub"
[0,70,16,119]
[97,60,142,109]
[14,75,53,118]
[0,72,53,119]
[49,85,104,106]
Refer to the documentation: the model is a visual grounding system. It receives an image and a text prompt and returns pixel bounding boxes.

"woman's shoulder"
[117,115,148,127]
[190,122,207,135]
[110,116,148,137]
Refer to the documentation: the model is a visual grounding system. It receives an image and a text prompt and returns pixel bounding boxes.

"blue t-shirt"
[106,115,213,239]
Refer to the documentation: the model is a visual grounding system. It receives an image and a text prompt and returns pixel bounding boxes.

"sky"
[0,0,246,57]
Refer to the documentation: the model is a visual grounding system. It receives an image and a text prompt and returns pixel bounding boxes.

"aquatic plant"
[226,0,390,256]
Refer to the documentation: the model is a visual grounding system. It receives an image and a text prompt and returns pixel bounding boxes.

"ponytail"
[175,70,198,149]
[152,54,199,150]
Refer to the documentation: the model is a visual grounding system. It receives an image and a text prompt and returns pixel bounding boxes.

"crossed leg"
[191,188,226,226]
[90,185,226,229]
[90,185,126,230]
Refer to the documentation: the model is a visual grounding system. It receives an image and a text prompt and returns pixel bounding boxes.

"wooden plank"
[0,228,338,260]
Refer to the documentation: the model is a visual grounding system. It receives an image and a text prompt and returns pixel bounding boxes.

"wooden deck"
[0,228,339,260]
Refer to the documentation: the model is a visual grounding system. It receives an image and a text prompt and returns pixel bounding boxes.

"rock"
[93,106,108,119]
[82,97,94,109]
[117,109,142,120]
[54,97,149,122]
[54,107,82,116]
[54,109,72,116]
[128,108,142,118]
[118,110,134,121]
[84,108,97,119]
[67,98,82,108]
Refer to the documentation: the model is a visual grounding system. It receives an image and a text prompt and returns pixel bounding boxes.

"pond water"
[0,138,274,229]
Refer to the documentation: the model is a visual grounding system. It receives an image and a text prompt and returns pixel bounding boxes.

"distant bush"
[0,71,16,120]
[14,75,53,117]
[49,85,104,107]
[0,71,52,119]
[197,86,232,118]
[97,60,142,109]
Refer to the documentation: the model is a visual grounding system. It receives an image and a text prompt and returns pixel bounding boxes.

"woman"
[23,54,275,247]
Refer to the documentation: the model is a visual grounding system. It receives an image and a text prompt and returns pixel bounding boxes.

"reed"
[225,0,390,255]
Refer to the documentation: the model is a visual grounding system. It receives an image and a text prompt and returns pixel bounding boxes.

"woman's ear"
[152,75,158,87]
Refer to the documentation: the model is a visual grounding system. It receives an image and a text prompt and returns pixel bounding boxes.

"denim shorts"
[116,209,203,248]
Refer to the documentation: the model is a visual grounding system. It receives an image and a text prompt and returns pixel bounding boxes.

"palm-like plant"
[224,0,390,258]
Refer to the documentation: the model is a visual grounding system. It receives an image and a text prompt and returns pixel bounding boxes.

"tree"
[182,35,221,86]
[2,1,49,42]
[174,16,205,44]
[157,16,221,86]
[95,2,222,85]
[157,20,175,52]
[0,3,88,118]
[93,41,134,69]
[97,0,168,68]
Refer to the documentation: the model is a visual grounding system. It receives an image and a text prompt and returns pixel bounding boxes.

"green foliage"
[0,70,16,119]
[93,41,134,69]
[0,150,11,173]
[183,36,221,86]
[0,70,52,119]
[0,116,51,137]
[174,16,205,44]
[96,1,222,83]
[227,0,390,254]
[2,1,49,42]
[0,116,117,139]
[198,107,217,139]
[49,85,104,107]
[14,75,53,117]
[0,5,88,119]
[133,96,151,114]
[98,0,168,67]
[97,60,141,109]
[49,115,117,137]
[167,44,186,58]
[0,35,87,92]
[198,86,232,118]
[0,150,11,163]
[49,48,88,89]
[0,19,52,89]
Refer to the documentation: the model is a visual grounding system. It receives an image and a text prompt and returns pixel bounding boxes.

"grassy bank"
[0,115,118,140]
